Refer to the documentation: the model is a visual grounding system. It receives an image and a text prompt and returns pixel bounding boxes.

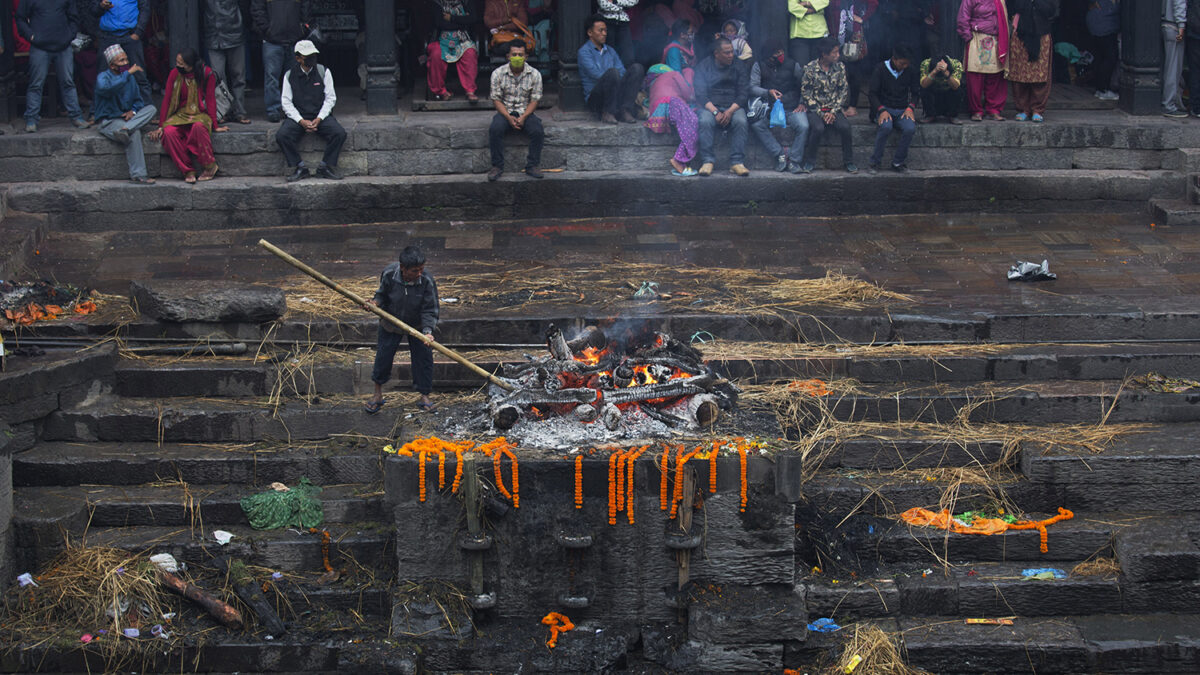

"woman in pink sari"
[957,0,1010,121]
[644,65,698,175]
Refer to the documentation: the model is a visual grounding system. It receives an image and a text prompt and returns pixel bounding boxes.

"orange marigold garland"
[709,440,721,493]
[608,450,622,525]
[418,450,429,502]
[574,455,584,509]
[308,528,334,573]
[451,448,465,493]
[541,612,575,648]
[659,444,671,511]
[501,446,520,508]
[737,443,748,513]
[438,449,446,489]
[670,444,704,519]
[625,445,649,524]
[1007,507,1074,554]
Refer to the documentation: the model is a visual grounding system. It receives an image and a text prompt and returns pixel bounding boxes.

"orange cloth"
[901,507,1074,553]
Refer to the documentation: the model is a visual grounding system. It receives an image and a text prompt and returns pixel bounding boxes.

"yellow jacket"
[788,0,831,39]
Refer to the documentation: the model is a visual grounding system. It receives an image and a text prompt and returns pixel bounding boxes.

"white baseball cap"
[294,40,320,56]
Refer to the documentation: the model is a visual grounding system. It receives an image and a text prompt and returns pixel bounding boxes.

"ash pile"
[481,325,738,447]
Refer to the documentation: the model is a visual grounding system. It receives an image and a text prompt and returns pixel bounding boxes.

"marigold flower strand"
[574,455,584,509]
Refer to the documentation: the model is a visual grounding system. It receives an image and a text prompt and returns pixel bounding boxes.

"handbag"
[769,99,787,128]
[967,32,1003,73]
[490,12,536,53]
[841,39,865,62]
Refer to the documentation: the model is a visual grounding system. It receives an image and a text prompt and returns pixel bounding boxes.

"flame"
[574,346,608,365]
[631,365,658,386]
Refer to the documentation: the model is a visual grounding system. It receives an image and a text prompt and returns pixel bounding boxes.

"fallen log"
[159,570,244,630]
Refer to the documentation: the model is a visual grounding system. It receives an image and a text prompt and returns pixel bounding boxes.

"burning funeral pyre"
[486,325,738,440]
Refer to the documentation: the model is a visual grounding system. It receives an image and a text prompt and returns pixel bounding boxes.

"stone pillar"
[0,424,12,590]
[1118,0,1162,115]
[364,0,396,114]
[0,0,15,124]
[168,1,201,61]
[940,0,964,61]
[556,0,591,110]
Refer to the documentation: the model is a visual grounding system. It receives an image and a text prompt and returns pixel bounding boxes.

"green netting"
[240,477,324,530]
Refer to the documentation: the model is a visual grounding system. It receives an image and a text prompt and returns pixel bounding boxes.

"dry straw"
[829,623,932,675]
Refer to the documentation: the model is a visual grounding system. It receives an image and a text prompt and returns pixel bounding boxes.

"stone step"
[13,483,385,528]
[15,522,394,576]
[0,115,1190,183]
[1150,197,1200,226]
[40,395,402,443]
[13,441,382,487]
[2,169,1179,232]
[896,613,1200,674]
[816,379,1198,425]
[0,212,47,279]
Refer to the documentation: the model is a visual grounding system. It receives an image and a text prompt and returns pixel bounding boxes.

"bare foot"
[670,158,686,173]
[184,172,197,184]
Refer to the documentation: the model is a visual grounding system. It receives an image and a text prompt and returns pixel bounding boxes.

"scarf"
[163,71,212,130]
[662,40,695,67]
[993,0,1011,66]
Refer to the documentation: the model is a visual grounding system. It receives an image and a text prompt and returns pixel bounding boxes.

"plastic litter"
[213,530,235,545]
[80,634,93,644]
[122,628,140,638]
[633,281,660,300]
[1007,259,1057,282]
[1022,567,1067,580]
[272,572,283,580]
[105,596,130,619]
[149,553,181,573]
[16,572,38,587]
[806,617,841,633]
[844,654,863,673]
[151,624,171,639]
[240,477,324,530]
[769,99,788,128]
[966,618,1015,625]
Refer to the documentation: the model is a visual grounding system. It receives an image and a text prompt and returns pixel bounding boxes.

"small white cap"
[294,39,320,56]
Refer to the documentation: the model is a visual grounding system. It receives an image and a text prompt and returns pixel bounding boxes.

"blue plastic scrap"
[807,618,841,632]
[1021,567,1066,579]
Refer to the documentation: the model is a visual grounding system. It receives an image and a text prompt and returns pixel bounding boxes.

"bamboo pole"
[258,239,515,391]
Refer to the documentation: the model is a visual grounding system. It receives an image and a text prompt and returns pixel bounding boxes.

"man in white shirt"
[276,39,346,181]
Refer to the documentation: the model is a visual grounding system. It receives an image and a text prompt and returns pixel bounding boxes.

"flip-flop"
[671,168,698,177]
[363,399,384,414]
[416,401,437,412]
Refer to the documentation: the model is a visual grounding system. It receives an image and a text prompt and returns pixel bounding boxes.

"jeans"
[24,46,83,124]
[489,112,544,169]
[96,31,152,105]
[804,110,853,166]
[97,104,157,178]
[1163,23,1185,112]
[697,108,748,165]
[870,107,916,167]
[262,40,289,117]
[585,64,645,118]
[275,116,348,168]
[208,44,247,119]
[372,326,434,395]
[749,110,809,163]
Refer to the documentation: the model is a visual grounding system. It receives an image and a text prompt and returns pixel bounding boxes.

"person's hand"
[422,331,435,346]
[770,89,782,101]
[936,60,947,73]
[215,125,229,132]
[128,63,143,74]
[925,14,935,25]
[507,113,521,129]
[362,298,378,310]
[901,107,915,121]
[0,46,5,55]
[793,103,807,114]
[1178,27,1185,42]
[823,111,835,124]
[443,12,451,20]
[301,119,316,132]
[130,32,140,40]
[716,110,730,125]
[853,14,863,23]
[100,0,113,10]
[147,128,162,141]
[313,117,323,127]
[878,110,892,125]
[122,110,135,121]
[516,113,528,129]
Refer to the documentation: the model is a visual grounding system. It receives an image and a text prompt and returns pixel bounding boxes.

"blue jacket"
[1085,0,1119,37]
[93,69,145,121]
[93,0,148,36]
[16,0,78,52]
[577,40,624,100]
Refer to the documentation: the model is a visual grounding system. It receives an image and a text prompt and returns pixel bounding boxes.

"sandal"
[670,168,698,177]
[970,113,983,122]
[466,92,479,102]
[236,117,251,125]
[198,163,219,181]
[416,401,437,412]
[363,399,384,414]
[184,172,197,184]
[129,176,156,185]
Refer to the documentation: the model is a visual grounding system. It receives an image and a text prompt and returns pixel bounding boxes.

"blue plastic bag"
[769,99,787,128]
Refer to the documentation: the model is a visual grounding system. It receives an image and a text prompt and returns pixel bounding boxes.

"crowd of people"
[5,1,1199,182]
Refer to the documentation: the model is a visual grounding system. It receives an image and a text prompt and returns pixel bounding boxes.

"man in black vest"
[748,40,810,173]
[276,39,346,182]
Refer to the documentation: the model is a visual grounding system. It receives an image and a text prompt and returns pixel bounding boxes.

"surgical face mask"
[509,55,526,69]
[176,65,190,76]
[118,64,131,73]
[775,54,785,64]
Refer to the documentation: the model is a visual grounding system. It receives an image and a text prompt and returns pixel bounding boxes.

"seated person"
[426,0,479,102]
[867,44,919,172]
[799,37,856,173]
[644,65,698,175]
[661,19,695,70]
[147,48,224,183]
[487,41,545,181]
[748,40,810,173]
[484,0,530,57]
[527,0,554,63]
[694,37,750,176]
[577,13,645,124]
[276,40,347,182]
[717,18,752,61]
[919,53,963,124]
[94,45,157,184]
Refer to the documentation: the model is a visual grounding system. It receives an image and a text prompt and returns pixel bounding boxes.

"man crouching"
[364,246,439,414]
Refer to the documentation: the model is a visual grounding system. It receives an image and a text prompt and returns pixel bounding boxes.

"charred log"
[566,325,608,352]
[546,325,572,361]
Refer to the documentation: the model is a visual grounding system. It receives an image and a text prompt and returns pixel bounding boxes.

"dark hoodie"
[249,0,308,46]
[17,0,79,52]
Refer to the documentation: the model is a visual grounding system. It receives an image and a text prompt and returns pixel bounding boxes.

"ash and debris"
[455,402,681,449]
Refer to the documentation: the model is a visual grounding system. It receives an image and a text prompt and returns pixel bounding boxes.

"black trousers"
[921,87,961,118]
[586,64,646,118]
[489,112,544,169]
[804,111,854,165]
[1092,32,1119,92]
[372,326,433,395]
[1189,37,1200,114]
[275,115,347,168]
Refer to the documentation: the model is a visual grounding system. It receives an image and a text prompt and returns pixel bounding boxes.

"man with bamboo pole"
[364,246,439,414]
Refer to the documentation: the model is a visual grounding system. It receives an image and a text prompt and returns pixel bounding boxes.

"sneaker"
[845,163,859,174]
[25,123,37,133]
[867,163,880,173]
[1164,109,1189,119]
[891,163,907,173]
[1193,111,1200,118]
[799,162,814,174]
[1095,90,1119,101]
[71,118,90,129]
[524,166,544,179]
[788,162,805,174]
[776,154,788,172]
[698,163,714,176]
[487,166,503,182]
[730,163,750,177]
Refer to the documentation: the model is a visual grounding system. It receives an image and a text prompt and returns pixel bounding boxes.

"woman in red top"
[148,48,225,183]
